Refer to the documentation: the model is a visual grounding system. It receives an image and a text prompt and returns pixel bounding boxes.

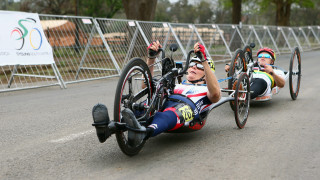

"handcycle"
[93,44,250,156]
[227,43,301,104]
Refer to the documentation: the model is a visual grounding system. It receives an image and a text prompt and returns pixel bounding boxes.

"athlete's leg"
[250,78,268,99]
[146,101,190,138]
[148,110,178,137]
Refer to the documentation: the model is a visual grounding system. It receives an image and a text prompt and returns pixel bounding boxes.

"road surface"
[1,50,319,180]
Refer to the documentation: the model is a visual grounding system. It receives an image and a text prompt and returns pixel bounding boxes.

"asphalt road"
[1,50,319,180]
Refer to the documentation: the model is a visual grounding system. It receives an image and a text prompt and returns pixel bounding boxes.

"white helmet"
[190,56,215,72]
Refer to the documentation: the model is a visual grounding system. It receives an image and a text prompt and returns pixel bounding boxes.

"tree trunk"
[122,0,157,21]
[230,0,242,51]
[232,0,242,24]
[275,0,291,26]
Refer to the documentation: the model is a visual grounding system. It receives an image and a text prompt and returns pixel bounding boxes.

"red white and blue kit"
[148,80,213,136]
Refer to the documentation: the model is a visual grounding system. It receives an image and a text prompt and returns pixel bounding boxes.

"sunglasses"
[189,62,204,70]
[258,54,272,59]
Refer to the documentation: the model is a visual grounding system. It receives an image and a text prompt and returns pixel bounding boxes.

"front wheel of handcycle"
[289,47,301,100]
[233,72,250,129]
[228,48,247,111]
[114,58,153,156]
[243,45,253,64]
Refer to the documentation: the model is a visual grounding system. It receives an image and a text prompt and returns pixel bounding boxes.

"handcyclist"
[225,47,285,99]
[91,41,221,144]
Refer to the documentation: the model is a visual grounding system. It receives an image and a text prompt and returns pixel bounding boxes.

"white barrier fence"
[1,12,320,92]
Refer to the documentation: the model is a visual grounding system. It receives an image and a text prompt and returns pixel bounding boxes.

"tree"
[219,0,243,50]
[1,0,19,11]
[168,0,197,23]
[220,0,243,24]
[197,1,214,23]
[35,0,74,15]
[19,0,73,15]
[155,0,171,22]
[154,0,214,23]
[122,0,157,21]
[232,0,242,24]
[1,0,7,10]
[81,0,123,18]
[18,0,123,18]
[259,0,314,26]
[215,0,232,24]
[290,0,320,26]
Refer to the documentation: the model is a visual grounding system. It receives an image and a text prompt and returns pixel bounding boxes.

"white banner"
[0,11,54,65]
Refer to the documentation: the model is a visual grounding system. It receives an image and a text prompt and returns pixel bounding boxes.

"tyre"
[162,57,175,76]
[289,47,301,100]
[243,45,253,63]
[228,49,246,111]
[114,58,153,156]
[233,72,250,129]
[162,57,176,90]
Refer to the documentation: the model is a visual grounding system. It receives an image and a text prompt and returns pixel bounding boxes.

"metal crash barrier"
[1,12,320,92]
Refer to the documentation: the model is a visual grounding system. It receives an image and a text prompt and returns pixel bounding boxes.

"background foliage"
[1,0,320,26]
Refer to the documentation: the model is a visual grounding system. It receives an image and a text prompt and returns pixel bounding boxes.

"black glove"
[147,42,159,58]
[196,43,207,61]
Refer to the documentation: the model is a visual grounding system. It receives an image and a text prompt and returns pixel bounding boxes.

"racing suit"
[250,66,285,99]
[148,80,213,136]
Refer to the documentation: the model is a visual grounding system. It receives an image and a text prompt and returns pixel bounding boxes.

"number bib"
[173,103,194,124]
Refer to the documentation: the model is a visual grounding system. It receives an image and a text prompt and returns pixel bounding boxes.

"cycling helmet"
[190,56,201,63]
[257,47,276,61]
[190,56,215,72]
[188,56,215,84]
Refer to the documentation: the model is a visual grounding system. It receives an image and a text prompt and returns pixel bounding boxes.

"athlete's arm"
[146,40,162,76]
[194,43,221,103]
[203,60,221,103]
[265,65,285,88]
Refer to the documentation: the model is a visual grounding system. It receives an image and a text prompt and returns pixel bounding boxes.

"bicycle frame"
[107,49,250,133]
[135,49,195,124]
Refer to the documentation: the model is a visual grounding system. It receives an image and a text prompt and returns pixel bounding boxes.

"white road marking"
[50,129,94,143]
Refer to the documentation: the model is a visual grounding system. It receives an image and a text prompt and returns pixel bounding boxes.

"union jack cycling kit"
[148,80,213,136]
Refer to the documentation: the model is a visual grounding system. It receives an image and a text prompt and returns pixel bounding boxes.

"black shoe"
[144,127,154,140]
[121,108,146,146]
[92,103,111,143]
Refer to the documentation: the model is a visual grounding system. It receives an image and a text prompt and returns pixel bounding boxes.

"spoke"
[238,104,245,119]
[238,96,246,114]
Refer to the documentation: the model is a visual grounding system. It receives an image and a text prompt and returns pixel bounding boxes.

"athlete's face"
[258,52,273,66]
[187,61,205,83]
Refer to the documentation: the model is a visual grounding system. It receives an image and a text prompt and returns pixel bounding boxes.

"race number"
[178,105,194,122]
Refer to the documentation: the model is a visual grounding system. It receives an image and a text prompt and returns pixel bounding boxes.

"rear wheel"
[228,49,246,111]
[233,72,250,129]
[114,58,153,156]
[289,47,301,100]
